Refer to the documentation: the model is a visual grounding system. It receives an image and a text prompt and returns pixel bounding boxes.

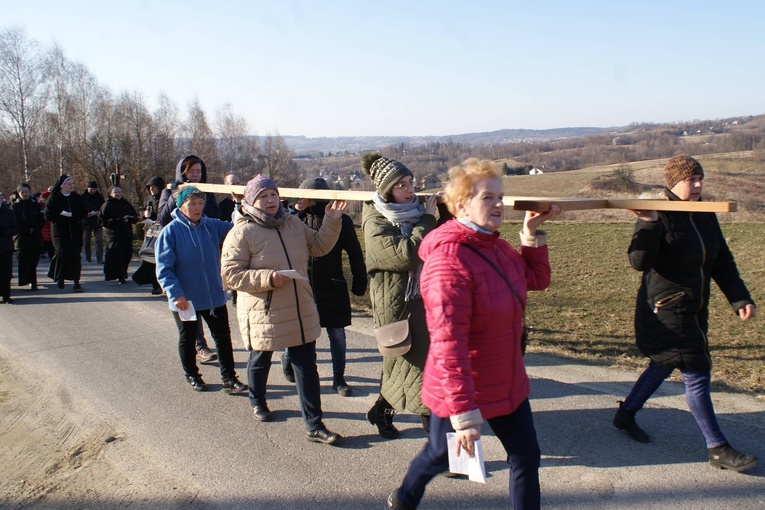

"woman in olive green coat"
[362,153,438,439]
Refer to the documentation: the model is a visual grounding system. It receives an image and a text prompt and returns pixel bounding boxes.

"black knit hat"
[87,180,98,189]
[664,156,704,189]
[361,153,413,199]
[299,177,331,190]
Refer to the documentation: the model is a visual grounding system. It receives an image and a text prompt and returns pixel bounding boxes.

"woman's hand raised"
[325,200,348,220]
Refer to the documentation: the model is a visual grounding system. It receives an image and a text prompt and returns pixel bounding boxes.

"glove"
[60,210,72,217]
[351,278,367,297]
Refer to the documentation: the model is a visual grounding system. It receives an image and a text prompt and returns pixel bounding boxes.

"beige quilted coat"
[221,213,341,351]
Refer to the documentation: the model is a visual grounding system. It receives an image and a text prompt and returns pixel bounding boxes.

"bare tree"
[0,26,49,182]
[180,98,220,181]
[215,102,259,179]
[262,131,299,186]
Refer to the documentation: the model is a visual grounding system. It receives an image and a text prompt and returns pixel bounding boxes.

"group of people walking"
[0,152,757,508]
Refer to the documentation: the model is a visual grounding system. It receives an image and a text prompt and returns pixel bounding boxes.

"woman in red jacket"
[388,159,560,510]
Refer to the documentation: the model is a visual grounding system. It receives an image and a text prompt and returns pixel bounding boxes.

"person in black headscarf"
[45,175,87,292]
[99,186,138,284]
[12,183,45,291]
[132,176,165,295]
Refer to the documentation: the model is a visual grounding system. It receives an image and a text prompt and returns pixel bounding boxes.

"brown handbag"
[374,315,412,357]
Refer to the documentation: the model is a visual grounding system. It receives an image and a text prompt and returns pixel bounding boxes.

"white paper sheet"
[276,269,308,281]
[178,300,197,322]
[446,433,487,483]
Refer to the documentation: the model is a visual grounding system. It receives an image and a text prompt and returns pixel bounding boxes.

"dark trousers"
[17,247,40,286]
[0,251,12,299]
[247,341,325,431]
[82,225,103,262]
[623,360,726,448]
[282,327,347,384]
[398,399,541,510]
[172,305,236,382]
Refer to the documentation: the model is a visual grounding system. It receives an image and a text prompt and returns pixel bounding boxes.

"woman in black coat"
[100,186,138,284]
[12,183,45,290]
[0,200,20,303]
[132,176,165,294]
[45,175,87,292]
[281,177,367,396]
[613,156,757,473]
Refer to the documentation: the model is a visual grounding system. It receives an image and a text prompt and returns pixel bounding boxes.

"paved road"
[1,261,764,509]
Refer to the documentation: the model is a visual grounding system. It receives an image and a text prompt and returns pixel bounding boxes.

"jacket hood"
[174,155,207,184]
[419,219,499,261]
[146,176,166,190]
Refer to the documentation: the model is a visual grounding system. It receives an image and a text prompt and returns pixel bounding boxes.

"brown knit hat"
[361,152,413,198]
[664,156,704,189]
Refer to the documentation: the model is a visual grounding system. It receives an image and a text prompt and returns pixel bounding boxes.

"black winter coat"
[629,191,754,372]
[0,206,20,253]
[12,198,44,252]
[99,197,139,242]
[299,203,367,328]
[45,192,87,244]
[81,190,105,228]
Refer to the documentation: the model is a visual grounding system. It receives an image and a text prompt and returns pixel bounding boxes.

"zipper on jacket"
[264,290,273,314]
[689,212,712,366]
[653,291,686,314]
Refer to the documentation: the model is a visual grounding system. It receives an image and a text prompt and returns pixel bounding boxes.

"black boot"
[708,444,758,472]
[613,401,650,443]
[367,395,399,439]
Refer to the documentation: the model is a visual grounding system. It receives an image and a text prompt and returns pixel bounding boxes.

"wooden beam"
[179,183,738,213]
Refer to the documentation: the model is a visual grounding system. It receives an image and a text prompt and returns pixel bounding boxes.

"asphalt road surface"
[1,261,763,509]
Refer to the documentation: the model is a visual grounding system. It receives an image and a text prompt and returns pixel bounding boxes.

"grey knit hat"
[361,153,413,198]
[664,155,704,189]
[243,174,278,205]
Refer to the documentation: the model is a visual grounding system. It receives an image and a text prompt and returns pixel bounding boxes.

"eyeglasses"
[392,180,414,191]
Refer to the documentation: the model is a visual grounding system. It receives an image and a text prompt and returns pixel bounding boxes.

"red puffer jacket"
[419,219,551,429]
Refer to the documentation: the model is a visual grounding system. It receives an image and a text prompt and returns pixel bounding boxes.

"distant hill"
[258,127,612,154]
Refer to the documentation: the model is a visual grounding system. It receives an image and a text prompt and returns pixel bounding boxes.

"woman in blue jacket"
[156,187,246,394]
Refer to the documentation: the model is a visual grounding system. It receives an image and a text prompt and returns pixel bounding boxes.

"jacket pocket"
[653,291,685,314]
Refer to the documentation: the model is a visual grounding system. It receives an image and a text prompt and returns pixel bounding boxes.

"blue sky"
[4,0,764,137]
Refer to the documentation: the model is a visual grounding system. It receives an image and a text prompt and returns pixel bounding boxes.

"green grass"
[347,221,765,397]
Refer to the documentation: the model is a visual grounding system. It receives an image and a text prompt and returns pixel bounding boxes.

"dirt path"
[0,350,200,509]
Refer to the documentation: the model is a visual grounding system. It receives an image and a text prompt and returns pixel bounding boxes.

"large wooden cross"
[179,182,737,213]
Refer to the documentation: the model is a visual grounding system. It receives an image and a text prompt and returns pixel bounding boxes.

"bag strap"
[462,244,525,312]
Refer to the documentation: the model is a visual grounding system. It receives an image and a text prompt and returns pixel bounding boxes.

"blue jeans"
[397,399,540,509]
[283,327,348,385]
[248,341,325,432]
[623,360,727,448]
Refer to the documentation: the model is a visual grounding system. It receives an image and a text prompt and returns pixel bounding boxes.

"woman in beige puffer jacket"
[221,175,345,445]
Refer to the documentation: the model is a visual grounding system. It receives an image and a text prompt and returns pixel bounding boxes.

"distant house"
[529,167,544,175]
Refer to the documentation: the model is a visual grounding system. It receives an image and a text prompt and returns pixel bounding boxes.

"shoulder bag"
[138,222,162,264]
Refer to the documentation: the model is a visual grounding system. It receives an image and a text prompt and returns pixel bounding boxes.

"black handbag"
[463,244,529,355]
[138,223,162,264]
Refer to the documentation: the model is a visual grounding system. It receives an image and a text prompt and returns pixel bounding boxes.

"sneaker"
[196,348,218,364]
[709,444,758,472]
[252,404,273,422]
[306,427,340,445]
[222,377,248,394]
[281,352,295,383]
[185,375,208,392]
